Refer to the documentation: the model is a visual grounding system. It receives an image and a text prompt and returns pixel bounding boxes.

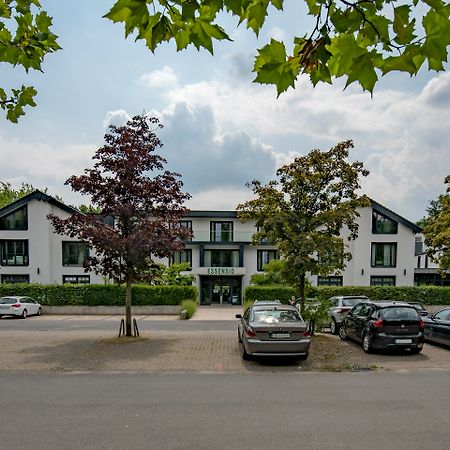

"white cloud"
[138,66,178,89]
[267,26,287,41]
[102,109,131,129]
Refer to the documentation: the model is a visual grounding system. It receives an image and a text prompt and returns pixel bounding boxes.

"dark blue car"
[423,307,450,347]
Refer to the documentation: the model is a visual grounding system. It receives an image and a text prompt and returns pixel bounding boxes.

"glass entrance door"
[200,277,242,305]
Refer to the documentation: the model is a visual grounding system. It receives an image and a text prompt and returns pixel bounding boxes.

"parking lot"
[1,314,450,373]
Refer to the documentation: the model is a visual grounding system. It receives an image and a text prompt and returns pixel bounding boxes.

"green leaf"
[246,0,269,35]
[422,9,450,61]
[253,39,297,95]
[326,34,366,78]
[393,5,416,45]
[345,52,378,93]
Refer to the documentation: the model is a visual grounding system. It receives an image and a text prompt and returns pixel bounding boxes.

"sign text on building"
[207,267,235,275]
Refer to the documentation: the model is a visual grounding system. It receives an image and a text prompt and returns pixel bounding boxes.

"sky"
[0,1,449,222]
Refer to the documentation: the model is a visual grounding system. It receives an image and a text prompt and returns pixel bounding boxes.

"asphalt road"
[1,371,450,450]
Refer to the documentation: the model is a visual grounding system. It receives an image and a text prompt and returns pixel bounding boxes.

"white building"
[0,190,422,303]
[0,191,103,285]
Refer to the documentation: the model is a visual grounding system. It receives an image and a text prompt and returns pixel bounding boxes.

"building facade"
[0,190,423,304]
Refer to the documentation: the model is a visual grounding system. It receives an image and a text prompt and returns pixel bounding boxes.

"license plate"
[270,333,290,339]
[395,339,412,344]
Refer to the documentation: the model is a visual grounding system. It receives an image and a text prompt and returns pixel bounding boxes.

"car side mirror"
[235,314,242,319]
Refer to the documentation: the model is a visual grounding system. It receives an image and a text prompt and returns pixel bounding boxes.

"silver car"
[236,304,310,360]
[328,296,369,334]
[0,296,43,319]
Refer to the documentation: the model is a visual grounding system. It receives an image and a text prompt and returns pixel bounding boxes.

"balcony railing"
[184,230,255,243]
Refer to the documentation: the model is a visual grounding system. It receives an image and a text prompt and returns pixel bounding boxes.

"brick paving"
[1,306,450,373]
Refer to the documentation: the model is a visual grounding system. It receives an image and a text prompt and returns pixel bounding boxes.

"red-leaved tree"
[49,114,192,336]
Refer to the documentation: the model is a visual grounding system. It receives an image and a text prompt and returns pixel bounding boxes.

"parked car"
[407,302,430,317]
[423,307,450,347]
[0,296,42,319]
[338,301,424,354]
[236,303,310,360]
[328,296,369,334]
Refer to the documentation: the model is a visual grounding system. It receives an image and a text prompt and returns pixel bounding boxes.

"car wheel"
[238,330,242,343]
[411,347,422,354]
[240,342,251,361]
[298,354,308,361]
[37,307,42,316]
[362,333,372,353]
[330,319,339,335]
[338,325,347,340]
[21,309,28,319]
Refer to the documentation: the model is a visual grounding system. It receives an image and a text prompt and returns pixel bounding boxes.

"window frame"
[370,276,396,286]
[209,221,233,242]
[0,239,29,266]
[62,241,89,267]
[372,210,398,234]
[371,242,397,268]
[62,275,90,284]
[256,249,279,271]
[317,276,343,286]
[0,205,28,231]
[170,249,192,267]
[1,274,30,284]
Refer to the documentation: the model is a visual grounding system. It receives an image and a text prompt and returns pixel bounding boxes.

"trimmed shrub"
[180,300,197,319]
[0,283,197,306]
[309,286,450,305]
[244,285,297,304]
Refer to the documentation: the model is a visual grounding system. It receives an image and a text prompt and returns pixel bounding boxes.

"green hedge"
[244,285,297,304]
[0,283,197,307]
[309,286,450,305]
[244,285,450,306]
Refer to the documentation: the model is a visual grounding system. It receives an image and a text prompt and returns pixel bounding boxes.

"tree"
[417,192,448,228]
[423,175,450,272]
[237,140,369,312]
[0,181,35,207]
[49,114,192,336]
[105,0,450,95]
[250,258,287,286]
[0,1,60,122]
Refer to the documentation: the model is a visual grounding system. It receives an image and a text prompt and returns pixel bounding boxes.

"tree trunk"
[298,274,306,315]
[125,278,132,336]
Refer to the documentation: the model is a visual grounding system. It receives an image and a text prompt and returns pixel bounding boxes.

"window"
[257,250,278,271]
[0,206,28,230]
[370,276,396,286]
[210,221,233,242]
[170,249,192,267]
[417,256,421,268]
[62,242,89,267]
[317,276,343,286]
[0,240,29,266]
[371,243,397,267]
[204,250,239,267]
[63,275,90,284]
[1,274,30,284]
[372,210,398,234]
[179,220,192,241]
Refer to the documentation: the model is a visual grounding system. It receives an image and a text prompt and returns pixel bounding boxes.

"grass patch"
[180,299,197,319]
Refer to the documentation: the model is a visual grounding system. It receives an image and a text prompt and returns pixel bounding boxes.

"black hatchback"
[339,301,424,353]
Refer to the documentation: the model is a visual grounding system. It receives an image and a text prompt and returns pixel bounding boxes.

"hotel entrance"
[200,276,242,306]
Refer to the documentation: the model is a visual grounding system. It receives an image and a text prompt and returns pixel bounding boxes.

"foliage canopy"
[49,113,192,335]
[237,140,369,311]
[423,175,450,272]
[105,0,450,95]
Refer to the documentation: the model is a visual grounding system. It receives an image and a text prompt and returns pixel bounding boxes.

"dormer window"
[0,205,28,230]
[372,210,398,234]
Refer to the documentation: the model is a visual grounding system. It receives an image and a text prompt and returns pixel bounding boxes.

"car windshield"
[342,298,366,307]
[0,298,17,304]
[253,309,301,324]
[381,307,419,321]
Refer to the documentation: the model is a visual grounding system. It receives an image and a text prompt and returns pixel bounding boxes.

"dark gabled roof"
[369,198,422,234]
[0,189,79,218]
[186,211,238,219]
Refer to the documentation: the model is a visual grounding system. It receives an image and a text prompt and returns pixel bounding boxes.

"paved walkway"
[190,305,242,321]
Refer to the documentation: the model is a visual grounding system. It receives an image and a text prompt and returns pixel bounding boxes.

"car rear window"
[381,307,419,321]
[253,309,301,324]
[0,298,16,304]
[342,298,366,307]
